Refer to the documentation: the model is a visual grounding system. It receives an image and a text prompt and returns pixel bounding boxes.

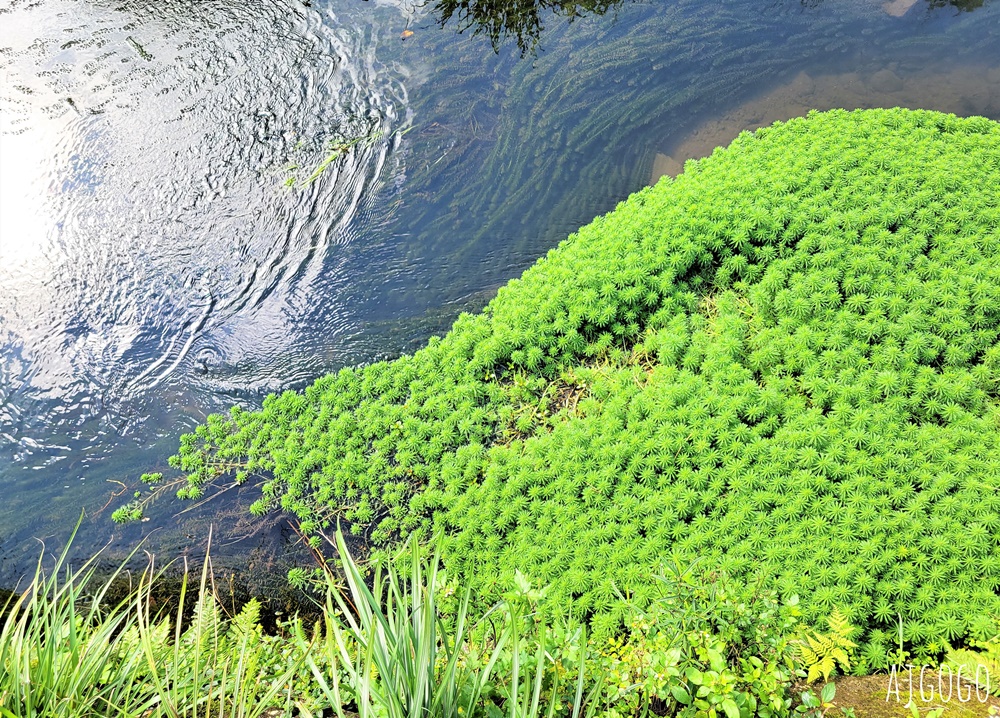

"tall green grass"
[0,533,154,717]
[1,526,815,717]
[0,528,610,718]
[298,530,603,718]
[0,528,305,718]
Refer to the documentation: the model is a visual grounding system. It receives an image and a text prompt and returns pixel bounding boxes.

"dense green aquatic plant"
[155,108,1000,658]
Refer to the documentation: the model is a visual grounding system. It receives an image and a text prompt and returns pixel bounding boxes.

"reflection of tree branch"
[434,0,625,55]
[927,0,986,10]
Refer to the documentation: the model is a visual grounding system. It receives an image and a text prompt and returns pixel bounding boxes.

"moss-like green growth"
[167,108,1000,662]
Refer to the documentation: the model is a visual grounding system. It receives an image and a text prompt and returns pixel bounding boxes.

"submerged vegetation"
[139,108,1000,666]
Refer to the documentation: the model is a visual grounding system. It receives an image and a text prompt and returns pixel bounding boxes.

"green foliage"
[0,528,307,717]
[0,530,156,717]
[165,108,1000,656]
[794,609,856,683]
[599,562,800,717]
[298,529,609,718]
[4,526,823,717]
[945,617,1000,696]
[109,473,164,523]
[794,683,837,718]
[485,571,605,718]
[300,530,809,718]
[126,566,310,717]
[302,530,501,718]
[111,500,144,524]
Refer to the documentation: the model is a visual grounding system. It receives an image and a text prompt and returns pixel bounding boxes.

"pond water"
[1,0,999,584]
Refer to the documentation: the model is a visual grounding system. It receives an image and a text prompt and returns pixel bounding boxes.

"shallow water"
[1,0,998,582]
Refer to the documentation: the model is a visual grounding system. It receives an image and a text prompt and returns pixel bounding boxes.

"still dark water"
[1,0,999,584]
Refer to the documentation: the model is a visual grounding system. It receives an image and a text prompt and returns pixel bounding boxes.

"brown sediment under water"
[650,65,1000,184]
[883,0,921,18]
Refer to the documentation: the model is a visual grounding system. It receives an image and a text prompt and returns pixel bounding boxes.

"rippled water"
[0,0,418,575]
[1,0,999,581]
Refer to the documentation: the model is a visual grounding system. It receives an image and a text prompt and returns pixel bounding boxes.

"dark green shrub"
[164,108,1000,660]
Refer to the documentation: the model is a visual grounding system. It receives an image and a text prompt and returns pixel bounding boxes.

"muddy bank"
[651,65,1000,183]
[830,672,1000,717]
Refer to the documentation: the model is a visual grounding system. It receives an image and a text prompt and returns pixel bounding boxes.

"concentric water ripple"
[0,0,409,465]
[0,0,417,570]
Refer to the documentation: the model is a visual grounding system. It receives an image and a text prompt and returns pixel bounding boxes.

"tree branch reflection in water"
[425,0,990,55]
[431,0,625,54]
[928,0,986,11]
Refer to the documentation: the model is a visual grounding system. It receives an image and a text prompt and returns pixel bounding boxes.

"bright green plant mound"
[166,108,1000,664]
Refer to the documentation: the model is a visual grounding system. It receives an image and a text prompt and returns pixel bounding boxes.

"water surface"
[1,0,998,581]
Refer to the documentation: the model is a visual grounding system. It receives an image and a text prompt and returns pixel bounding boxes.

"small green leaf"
[707,647,726,672]
[671,684,692,705]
